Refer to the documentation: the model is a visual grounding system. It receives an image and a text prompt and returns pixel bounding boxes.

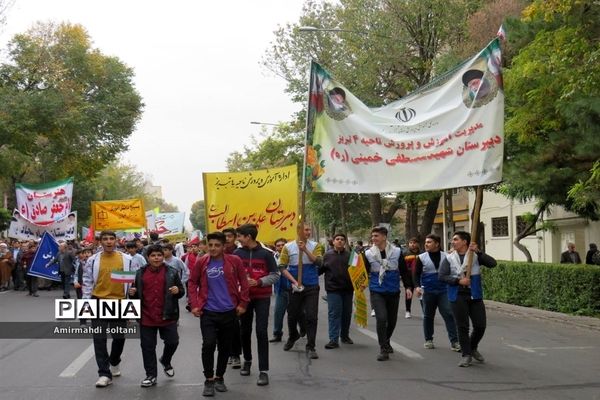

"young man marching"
[438,231,496,367]
[82,230,132,387]
[321,233,354,349]
[129,244,184,387]
[413,234,460,352]
[188,232,249,397]
[234,224,279,386]
[363,226,413,361]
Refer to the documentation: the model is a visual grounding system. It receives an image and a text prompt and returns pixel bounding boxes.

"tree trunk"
[513,238,533,263]
[419,194,442,241]
[405,197,418,240]
[338,194,348,234]
[369,194,382,226]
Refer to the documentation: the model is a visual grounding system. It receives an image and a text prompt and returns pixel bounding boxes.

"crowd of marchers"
[2,223,505,397]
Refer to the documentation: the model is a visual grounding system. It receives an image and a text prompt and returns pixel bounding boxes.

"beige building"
[468,191,600,263]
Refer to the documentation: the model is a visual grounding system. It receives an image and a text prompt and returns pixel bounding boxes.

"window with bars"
[491,216,509,237]
[516,215,536,236]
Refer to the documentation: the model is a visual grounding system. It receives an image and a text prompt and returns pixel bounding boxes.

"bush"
[482,261,600,316]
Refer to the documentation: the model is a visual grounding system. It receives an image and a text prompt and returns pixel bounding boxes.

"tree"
[263,0,485,238]
[189,200,206,233]
[500,0,600,259]
[0,207,11,233]
[0,22,143,207]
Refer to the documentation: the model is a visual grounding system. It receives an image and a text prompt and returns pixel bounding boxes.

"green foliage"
[0,22,143,196]
[190,200,206,232]
[0,207,11,232]
[503,1,600,219]
[483,261,600,316]
[569,161,600,215]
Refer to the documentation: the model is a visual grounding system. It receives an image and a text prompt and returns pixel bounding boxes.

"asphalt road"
[1,286,599,400]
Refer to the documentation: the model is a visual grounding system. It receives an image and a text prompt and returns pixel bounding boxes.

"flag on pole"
[497,24,506,41]
[348,250,369,328]
[27,232,60,282]
[110,270,137,284]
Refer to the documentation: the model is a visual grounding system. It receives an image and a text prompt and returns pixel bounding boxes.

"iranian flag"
[110,270,136,284]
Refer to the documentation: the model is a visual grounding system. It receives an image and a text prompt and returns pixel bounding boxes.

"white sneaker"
[371,309,375,317]
[110,364,121,377]
[405,312,411,319]
[424,340,435,349]
[95,376,112,387]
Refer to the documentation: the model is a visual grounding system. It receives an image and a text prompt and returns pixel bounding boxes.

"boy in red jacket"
[188,232,249,397]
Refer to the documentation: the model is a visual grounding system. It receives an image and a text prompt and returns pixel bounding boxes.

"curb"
[486,300,600,333]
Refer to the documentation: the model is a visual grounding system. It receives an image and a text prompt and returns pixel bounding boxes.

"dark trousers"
[12,266,24,289]
[240,297,270,371]
[140,322,179,378]
[287,285,319,350]
[201,309,235,379]
[60,272,71,298]
[25,274,37,294]
[326,291,353,342]
[450,293,487,357]
[422,291,458,343]
[92,318,127,378]
[370,291,400,348]
[405,294,412,313]
[230,315,241,357]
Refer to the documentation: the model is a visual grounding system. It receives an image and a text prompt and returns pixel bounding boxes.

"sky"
[1,0,306,226]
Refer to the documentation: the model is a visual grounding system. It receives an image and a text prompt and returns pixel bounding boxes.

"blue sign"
[27,232,60,282]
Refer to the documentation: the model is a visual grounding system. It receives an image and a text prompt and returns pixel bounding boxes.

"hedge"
[482,261,600,316]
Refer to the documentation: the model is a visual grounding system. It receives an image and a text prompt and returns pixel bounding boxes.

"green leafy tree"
[190,200,206,232]
[0,22,143,207]
[0,208,11,233]
[501,0,600,261]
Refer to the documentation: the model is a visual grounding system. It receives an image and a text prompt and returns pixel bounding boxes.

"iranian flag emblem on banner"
[110,270,136,284]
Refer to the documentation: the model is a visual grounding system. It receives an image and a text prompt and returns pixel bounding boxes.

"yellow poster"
[92,199,146,230]
[348,250,369,327]
[203,165,298,244]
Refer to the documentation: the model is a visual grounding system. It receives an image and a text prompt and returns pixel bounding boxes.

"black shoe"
[283,335,299,351]
[307,348,319,359]
[257,371,269,386]
[140,376,157,387]
[382,344,394,354]
[377,352,389,361]
[341,337,354,344]
[324,341,339,349]
[185,304,191,312]
[269,335,282,343]
[159,356,174,377]
[203,380,215,396]
[240,361,251,376]
[214,377,227,392]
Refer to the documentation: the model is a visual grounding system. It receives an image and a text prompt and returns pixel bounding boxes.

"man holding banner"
[279,223,324,359]
[82,230,133,388]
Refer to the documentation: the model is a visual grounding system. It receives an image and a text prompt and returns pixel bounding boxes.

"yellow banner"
[203,165,298,244]
[92,199,146,231]
[348,250,369,327]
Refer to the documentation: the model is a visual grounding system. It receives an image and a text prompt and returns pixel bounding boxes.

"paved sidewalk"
[486,300,600,332]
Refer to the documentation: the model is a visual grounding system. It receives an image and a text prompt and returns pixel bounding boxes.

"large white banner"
[304,39,504,193]
[155,212,185,237]
[9,210,77,241]
[15,178,74,225]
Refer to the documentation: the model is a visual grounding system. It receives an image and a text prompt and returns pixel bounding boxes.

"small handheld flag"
[110,271,136,284]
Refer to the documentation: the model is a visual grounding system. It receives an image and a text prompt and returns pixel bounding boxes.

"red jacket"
[188,253,250,314]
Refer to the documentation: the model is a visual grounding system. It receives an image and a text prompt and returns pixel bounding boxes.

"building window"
[516,216,536,236]
[491,216,509,237]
